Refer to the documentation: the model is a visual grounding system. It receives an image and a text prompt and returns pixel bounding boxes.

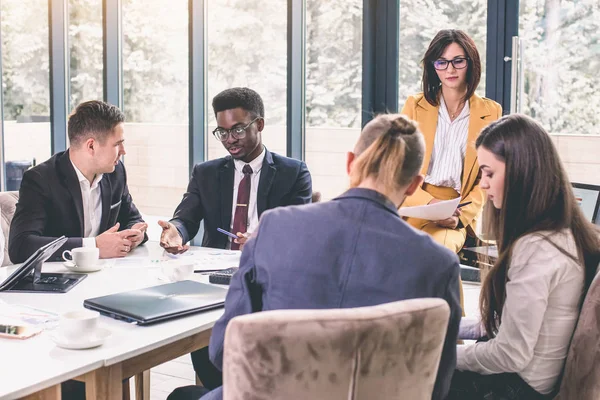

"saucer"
[50,327,111,350]
[63,260,105,273]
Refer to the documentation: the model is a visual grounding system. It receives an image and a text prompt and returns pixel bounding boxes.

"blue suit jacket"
[170,148,312,247]
[206,188,462,400]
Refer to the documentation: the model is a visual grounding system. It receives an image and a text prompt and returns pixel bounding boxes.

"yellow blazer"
[400,92,502,234]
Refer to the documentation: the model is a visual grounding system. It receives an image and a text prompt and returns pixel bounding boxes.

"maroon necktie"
[231,164,253,250]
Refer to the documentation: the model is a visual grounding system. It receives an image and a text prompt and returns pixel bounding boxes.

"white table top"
[0,242,236,399]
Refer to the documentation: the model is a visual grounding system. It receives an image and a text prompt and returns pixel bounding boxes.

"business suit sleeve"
[208,219,264,370]
[433,258,462,400]
[287,161,312,205]
[117,164,148,244]
[170,164,206,243]
[9,169,82,263]
[400,96,435,208]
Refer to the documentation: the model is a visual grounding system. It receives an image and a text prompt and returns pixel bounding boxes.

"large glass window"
[519,0,600,135]
[398,0,487,106]
[69,0,103,111]
[122,0,189,226]
[304,0,362,201]
[206,0,287,161]
[1,0,51,190]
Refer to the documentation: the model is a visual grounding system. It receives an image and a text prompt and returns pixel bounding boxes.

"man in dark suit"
[159,87,312,389]
[169,114,461,400]
[9,100,147,264]
[158,87,312,253]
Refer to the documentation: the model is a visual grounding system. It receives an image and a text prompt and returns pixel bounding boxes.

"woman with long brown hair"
[449,114,600,399]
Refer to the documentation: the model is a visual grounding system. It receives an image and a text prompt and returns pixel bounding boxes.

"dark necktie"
[231,164,253,250]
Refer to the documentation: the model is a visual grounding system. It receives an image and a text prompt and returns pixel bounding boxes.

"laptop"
[572,182,600,225]
[84,280,228,325]
[0,236,87,293]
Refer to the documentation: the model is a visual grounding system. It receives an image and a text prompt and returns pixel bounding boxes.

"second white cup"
[59,309,100,340]
[162,262,195,282]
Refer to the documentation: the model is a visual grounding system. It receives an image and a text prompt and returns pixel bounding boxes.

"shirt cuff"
[82,237,97,248]
[456,344,467,370]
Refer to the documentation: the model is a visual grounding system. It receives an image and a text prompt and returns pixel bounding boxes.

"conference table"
[0,242,238,400]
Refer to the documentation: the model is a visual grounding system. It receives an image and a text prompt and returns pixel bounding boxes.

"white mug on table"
[62,247,100,269]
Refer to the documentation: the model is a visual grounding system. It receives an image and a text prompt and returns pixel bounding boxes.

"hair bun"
[389,115,417,136]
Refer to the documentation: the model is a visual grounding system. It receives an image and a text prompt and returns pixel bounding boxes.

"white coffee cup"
[59,309,99,340]
[62,247,100,269]
[162,262,195,282]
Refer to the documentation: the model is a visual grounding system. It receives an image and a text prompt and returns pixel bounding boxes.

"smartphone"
[0,323,42,340]
[216,228,239,240]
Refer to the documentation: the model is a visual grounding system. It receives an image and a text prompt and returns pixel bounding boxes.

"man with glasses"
[159,87,311,392]
[159,87,312,252]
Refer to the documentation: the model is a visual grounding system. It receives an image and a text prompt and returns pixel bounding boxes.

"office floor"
[138,282,482,400]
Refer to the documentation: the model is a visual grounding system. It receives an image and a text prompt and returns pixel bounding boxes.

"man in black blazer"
[9,100,147,264]
[158,87,312,390]
[158,87,312,252]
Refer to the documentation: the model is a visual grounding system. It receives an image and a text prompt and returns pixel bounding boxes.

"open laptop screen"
[572,183,600,225]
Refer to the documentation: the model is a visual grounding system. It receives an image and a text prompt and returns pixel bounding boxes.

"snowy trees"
[1,0,598,134]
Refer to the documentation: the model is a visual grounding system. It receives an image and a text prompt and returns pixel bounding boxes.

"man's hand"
[158,220,189,254]
[127,222,148,249]
[233,232,250,251]
[95,223,135,258]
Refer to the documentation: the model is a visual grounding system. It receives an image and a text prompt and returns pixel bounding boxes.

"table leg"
[123,378,131,400]
[83,364,123,400]
[135,370,151,400]
[21,384,61,400]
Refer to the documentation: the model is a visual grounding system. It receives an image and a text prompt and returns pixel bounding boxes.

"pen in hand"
[217,228,239,240]
[457,201,472,209]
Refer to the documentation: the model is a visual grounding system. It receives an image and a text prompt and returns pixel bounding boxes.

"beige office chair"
[222,298,450,400]
[554,270,600,400]
[0,191,19,266]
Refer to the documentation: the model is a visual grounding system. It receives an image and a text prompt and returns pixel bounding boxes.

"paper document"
[398,197,460,221]
[0,300,58,328]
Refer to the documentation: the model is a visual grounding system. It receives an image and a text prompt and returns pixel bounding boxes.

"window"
[304,0,362,201]
[122,0,189,220]
[206,0,287,161]
[69,0,103,111]
[398,0,487,105]
[1,0,51,190]
[519,0,600,135]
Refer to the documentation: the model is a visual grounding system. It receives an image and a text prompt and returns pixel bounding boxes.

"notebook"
[83,280,228,325]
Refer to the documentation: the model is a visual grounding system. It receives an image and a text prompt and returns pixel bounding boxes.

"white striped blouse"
[424,97,470,193]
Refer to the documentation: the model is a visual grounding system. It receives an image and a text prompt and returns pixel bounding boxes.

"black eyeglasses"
[432,57,469,71]
[212,117,261,142]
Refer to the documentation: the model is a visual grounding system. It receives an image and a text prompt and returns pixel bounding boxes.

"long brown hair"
[475,114,600,337]
[350,114,424,193]
[422,29,481,106]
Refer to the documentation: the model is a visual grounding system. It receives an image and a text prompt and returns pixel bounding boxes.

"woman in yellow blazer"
[401,29,501,254]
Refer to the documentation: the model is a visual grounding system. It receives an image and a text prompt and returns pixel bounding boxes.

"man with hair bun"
[169,113,461,400]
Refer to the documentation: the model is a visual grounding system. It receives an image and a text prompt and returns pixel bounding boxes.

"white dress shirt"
[71,161,103,248]
[457,229,584,394]
[228,148,266,247]
[424,97,470,193]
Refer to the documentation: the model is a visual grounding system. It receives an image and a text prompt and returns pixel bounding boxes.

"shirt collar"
[70,160,103,189]
[334,188,400,216]
[233,146,266,174]
[439,96,470,123]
